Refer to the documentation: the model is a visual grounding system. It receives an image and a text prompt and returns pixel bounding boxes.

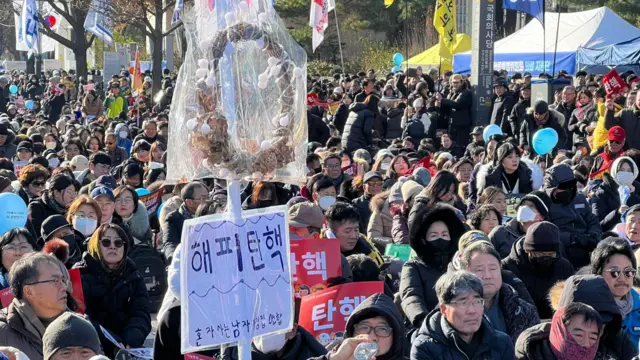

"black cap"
[534,100,549,114]
[17,141,33,152]
[41,215,72,242]
[511,72,522,80]
[363,171,382,183]
[493,78,508,88]
[470,126,484,135]
[523,72,532,78]
[95,175,118,190]
[576,71,587,77]
[524,221,560,252]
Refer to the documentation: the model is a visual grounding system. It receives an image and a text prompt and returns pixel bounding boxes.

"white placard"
[180,206,293,353]
[100,325,153,359]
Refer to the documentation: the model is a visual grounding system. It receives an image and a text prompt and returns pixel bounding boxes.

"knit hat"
[534,100,549,114]
[411,167,431,187]
[401,180,423,203]
[518,190,552,220]
[388,181,404,203]
[16,141,33,153]
[459,230,490,251]
[42,312,101,360]
[288,202,324,229]
[523,221,560,252]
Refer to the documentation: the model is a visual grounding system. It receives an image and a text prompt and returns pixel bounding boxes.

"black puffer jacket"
[27,196,65,242]
[514,322,555,360]
[519,109,568,154]
[489,219,525,259]
[502,238,575,320]
[332,103,349,135]
[589,173,640,232]
[492,283,540,343]
[440,88,472,128]
[552,101,576,148]
[74,252,151,356]
[341,103,374,153]
[491,92,517,136]
[385,108,404,140]
[543,164,602,268]
[161,204,193,263]
[508,98,530,141]
[411,309,516,360]
[475,161,533,200]
[308,110,330,145]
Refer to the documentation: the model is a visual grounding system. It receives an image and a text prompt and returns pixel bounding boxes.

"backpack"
[128,243,167,312]
[403,117,425,139]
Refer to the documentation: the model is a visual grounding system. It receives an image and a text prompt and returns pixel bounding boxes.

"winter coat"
[120,200,153,246]
[307,110,330,146]
[161,204,193,263]
[568,104,598,145]
[0,129,17,159]
[489,219,525,259]
[621,288,640,350]
[352,193,373,234]
[106,146,129,168]
[0,299,50,360]
[552,101,576,148]
[514,322,556,360]
[544,165,602,268]
[47,94,66,123]
[520,108,568,154]
[82,98,105,117]
[589,173,640,232]
[385,108,404,140]
[73,252,151,356]
[440,88,473,128]
[475,161,533,200]
[492,283,541,343]
[332,103,349,135]
[26,196,65,242]
[440,143,466,159]
[411,309,516,360]
[502,238,575,319]
[367,192,393,253]
[605,105,640,150]
[391,212,410,245]
[341,103,374,153]
[509,98,531,141]
[491,93,517,137]
[400,259,442,328]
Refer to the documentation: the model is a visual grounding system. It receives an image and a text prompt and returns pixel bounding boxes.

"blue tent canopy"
[576,36,640,66]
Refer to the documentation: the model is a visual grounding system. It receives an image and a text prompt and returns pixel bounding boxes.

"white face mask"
[74,217,98,237]
[381,161,391,171]
[48,158,60,168]
[119,131,128,139]
[253,333,287,354]
[45,141,56,150]
[516,206,537,223]
[616,171,635,186]
[319,196,336,210]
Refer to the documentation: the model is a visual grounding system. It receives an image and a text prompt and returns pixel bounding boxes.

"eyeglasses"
[604,267,637,279]
[353,324,393,338]
[115,197,134,205]
[27,276,68,288]
[366,181,383,187]
[448,298,485,309]
[100,239,124,248]
[2,243,33,253]
[31,181,45,187]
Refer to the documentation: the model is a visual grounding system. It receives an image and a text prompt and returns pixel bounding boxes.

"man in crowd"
[508,83,531,140]
[551,86,577,149]
[606,91,640,149]
[353,171,383,233]
[490,79,516,137]
[437,74,472,146]
[42,312,102,360]
[520,100,567,156]
[78,152,111,186]
[104,132,129,168]
[322,154,351,191]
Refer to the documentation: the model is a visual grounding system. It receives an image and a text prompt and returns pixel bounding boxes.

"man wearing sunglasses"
[0,253,70,360]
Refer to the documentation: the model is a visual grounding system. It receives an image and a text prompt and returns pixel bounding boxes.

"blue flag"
[172,0,183,24]
[20,0,38,50]
[84,0,113,44]
[503,0,544,25]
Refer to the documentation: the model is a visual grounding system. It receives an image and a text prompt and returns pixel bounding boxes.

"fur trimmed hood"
[370,190,390,213]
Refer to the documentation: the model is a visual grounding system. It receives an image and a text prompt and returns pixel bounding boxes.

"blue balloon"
[392,65,402,73]
[0,193,28,235]
[532,128,559,155]
[9,85,18,95]
[136,188,151,197]
[392,52,404,66]
[157,201,165,218]
[483,124,502,142]
[25,100,34,110]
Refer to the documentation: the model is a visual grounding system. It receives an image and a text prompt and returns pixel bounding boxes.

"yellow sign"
[434,0,457,56]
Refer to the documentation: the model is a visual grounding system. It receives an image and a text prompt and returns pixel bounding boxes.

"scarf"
[616,291,634,318]
[42,190,67,214]
[590,147,622,179]
[574,101,595,122]
[549,307,599,360]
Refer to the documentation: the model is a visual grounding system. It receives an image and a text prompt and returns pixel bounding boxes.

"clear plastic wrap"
[167,1,308,184]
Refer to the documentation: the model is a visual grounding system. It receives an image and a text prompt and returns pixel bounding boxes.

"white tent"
[453,7,640,75]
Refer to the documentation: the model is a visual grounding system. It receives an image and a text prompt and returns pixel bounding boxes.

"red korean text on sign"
[290,238,342,298]
[297,281,384,346]
[603,69,627,99]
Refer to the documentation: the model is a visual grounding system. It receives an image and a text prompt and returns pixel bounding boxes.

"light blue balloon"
[157,201,165,218]
[0,193,28,235]
[392,65,402,73]
[136,188,151,197]
[483,124,502,142]
[25,100,34,110]
[9,85,18,95]
[392,52,404,66]
[532,128,559,155]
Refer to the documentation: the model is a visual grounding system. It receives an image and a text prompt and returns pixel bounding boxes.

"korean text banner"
[298,281,384,346]
[603,69,627,99]
[291,238,342,298]
[180,206,293,353]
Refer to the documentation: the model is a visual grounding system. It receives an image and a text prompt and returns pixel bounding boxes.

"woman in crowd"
[150,141,166,164]
[0,228,37,289]
[422,170,466,214]
[63,138,84,161]
[81,90,104,118]
[44,132,63,152]
[85,136,103,155]
[568,90,598,146]
[16,164,49,206]
[477,186,507,218]
[66,195,102,241]
[467,204,502,235]
[113,185,152,245]
[132,140,151,164]
[475,142,533,202]
[242,181,279,210]
[27,174,78,240]
[383,155,410,189]
[590,156,640,231]
[452,157,474,183]
[367,189,394,253]
[372,150,394,174]
[115,123,133,154]
[74,223,151,356]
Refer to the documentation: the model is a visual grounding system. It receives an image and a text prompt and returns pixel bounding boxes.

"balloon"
[136,188,151,197]
[157,201,165,218]
[0,193,28,235]
[392,52,404,66]
[392,65,402,73]
[9,85,17,95]
[47,15,56,28]
[25,100,34,110]
[483,124,502,142]
[532,128,559,155]
[128,67,135,75]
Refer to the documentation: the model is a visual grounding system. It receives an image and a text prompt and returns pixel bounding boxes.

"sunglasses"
[605,267,637,279]
[610,140,622,145]
[31,181,45,187]
[100,239,124,248]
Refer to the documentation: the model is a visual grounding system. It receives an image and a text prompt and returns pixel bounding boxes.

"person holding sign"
[605,91,640,150]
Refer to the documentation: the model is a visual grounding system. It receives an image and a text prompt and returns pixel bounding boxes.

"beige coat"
[0,299,48,360]
[367,192,393,251]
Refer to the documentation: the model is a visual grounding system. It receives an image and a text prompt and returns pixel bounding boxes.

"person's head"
[607,126,626,154]
[441,134,453,149]
[450,74,464,92]
[549,303,603,358]
[523,221,560,268]
[88,152,111,178]
[0,228,37,273]
[63,139,82,161]
[322,154,342,180]
[467,205,502,235]
[363,171,383,197]
[87,223,129,270]
[452,158,473,183]
[9,252,68,318]
[66,195,101,237]
[312,176,337,211]
[493,80,507,97]
[181,181,209,214]
[545,164,578,205]
[534,100,550,123]
[142,120,157,138]
[113,185,139,219]
[133,140,152,163]
[521,85,531,99]
[562,86,576,104]
[575,71,587,85]
[516,191,551,231]
[362,79,374,95]
[577,89,593,107]
[122,162,144,188]
[436,271,484,339]
[425,170,459,205]
[288,202,324,238]
[48,174,78,208]
[43,312,101,360]
[19,163,49,197]
[104,133,117,151]
[251,181,277,208]
[496,142,520,174]
[591,237,637,300]
[150,141,166,163]
[325,202,360,252]
[91,186,115,224]
[459,242,502,301]
[477,186,506,215]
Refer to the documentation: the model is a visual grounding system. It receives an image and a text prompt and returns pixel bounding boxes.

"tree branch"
[161,0,176,13]
[140,0,155,31]
[162,20,182,37]
[87,33,96,47]
[43,0,77,27]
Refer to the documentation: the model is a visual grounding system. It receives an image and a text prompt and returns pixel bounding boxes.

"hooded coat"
[502,238,575,319]
[514,322,556,360]
[543,164,602,268]
[341,103,375,153]
[307,110,331,146]
[400,202,466,328]
[0,129,17,160]
[385,108,404,140]
[490,91,517,137]
[120,200,153,246]
[489,219,525,259]
[367,192,393,253]
[509,97,531,140]
[411,309,516,360]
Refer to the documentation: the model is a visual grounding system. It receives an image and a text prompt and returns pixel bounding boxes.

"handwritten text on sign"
[180,206,293,353]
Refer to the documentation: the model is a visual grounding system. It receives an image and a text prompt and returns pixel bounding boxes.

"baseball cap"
[288,203,324,229]
[534,100,549,114]
[95,175,118,190]
[608,126,626,143]
[90,186,115,201]
[470,126,484,136]
[363,171,383,183]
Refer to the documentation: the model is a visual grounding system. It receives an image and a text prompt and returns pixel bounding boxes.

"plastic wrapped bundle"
[167,1,308,184]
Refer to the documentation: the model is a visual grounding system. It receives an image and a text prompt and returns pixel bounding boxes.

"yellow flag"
[434,0,456,54]
[384,0,394,7]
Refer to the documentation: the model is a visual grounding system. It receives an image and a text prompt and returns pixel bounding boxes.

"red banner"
[298,281,384,345]
[290,238,342,298]
[0,288,12,307]
[603,69,628,99]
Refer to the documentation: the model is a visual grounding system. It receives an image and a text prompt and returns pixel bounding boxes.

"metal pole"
[404,0,408,70]
[35,1,42,77]
[332,8,344,72]
[551,3,561,77]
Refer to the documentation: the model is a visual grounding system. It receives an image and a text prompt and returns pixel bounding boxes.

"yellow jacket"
[592,101,624,154]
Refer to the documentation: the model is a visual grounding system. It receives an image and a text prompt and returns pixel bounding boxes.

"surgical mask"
[381,161,391,171]
[616,171,635,186]
[253,333,287,354]
[74,217,98,237]
[45,141,56,150]
[48,158,60,168]
[119,131,128,139]
[516,206,537,222]
[319,196,336,210]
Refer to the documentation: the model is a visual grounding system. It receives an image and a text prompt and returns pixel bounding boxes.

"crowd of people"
[0,64,639,360]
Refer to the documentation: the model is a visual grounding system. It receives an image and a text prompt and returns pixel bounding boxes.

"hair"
[0,158,15,172]
[9,252,65,299]
[85,136,104,152]
[452,158,473,175]
[435,270,484,304]
[322,153,342,167]
[590,237,637,275]
[122,162,144,184]
[459,241,501,270]
[113,185,139,213]
[347,254,381,282]
[385,155,409,180]
[372,154,393,173]
[313,177,336,195]
[325,202,360,231]
[251,181,277,206]
[577,89,593,101]
[88,151,111,166]
[63,138,85,154]
[562,302,603,333]
[0,228,38,272]
[66,195,103,226]
[478,186,504,207]
[142,119,157,130]
[467,205,502,231]
[150,142,166,162]
[495,142,521,167]
[181,181,207,201]
[425,170,459,204]
[87,223,130,268]
[18,164,49,187]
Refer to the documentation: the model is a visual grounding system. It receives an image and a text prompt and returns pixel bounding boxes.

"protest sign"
[1,269,85,312]
[13,160,28,177]
[180,206,293,353]
[101,326,153,359]
[384,244,415,262]
[0,288,12,307]
[139,188,164,217]
[603,69,627,99]
[291,238,341,298]
[505,194,524,218]
[298,281,384,346]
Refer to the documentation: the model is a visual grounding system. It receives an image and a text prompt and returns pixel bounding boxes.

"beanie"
[518,190,552,220]
[401,180,423,203]
[42,312,101,360]
[459,230,490,251]
[523,221,559,252]
[388,181,404,203]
